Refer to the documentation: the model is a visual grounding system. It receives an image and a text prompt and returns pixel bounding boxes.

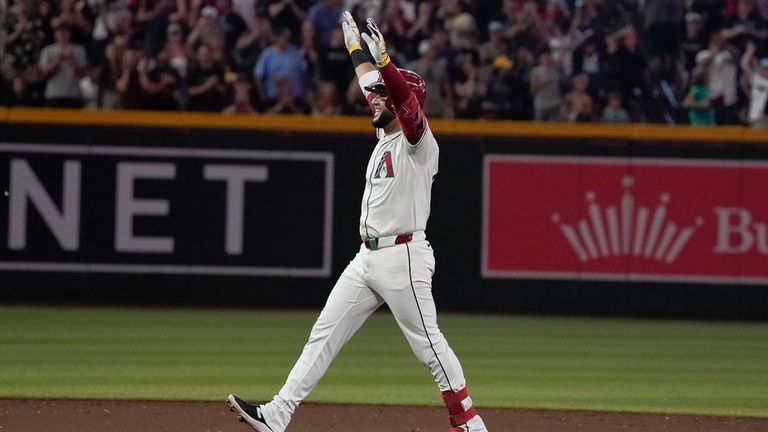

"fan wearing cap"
[224,10,491,432]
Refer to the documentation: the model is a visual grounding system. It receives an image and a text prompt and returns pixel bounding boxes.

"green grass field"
[1,306,767,418]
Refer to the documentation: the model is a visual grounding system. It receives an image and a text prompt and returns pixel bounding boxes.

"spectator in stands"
[405,38,454,118]
[435,0,464,29]
[377,0,412,55]
[687,0,723,32]
[571,0,607,37]
[317,26,353,101]
[509,46,535,119]
[605,27,647,121]
[444,7,476,54]
[38,23,88,108]
[265,74,308,113]
[306,0,342,47]
[404,1,434,58]
[2,0,46,91]
[643,0,683,59]
[187,43,226,111]
[696,32,739,124]
[740,41,768,128]
[135,0,186,58]
[547,20,573,78]
[312,80,341,116]
[51,0,93,45]
[233,0,259,31]
[3,0,767,125]
[530,47,562,121]
[137,47,181,110]
[504,1,543,51]
[548,12,595,79]
[722,0,767,55]
[98,35,127,108]
[482,54,516,120]
[215,0,249,65]
[344,0,380,22]
[601,91,630,123]
[542,0,571,34]
[262,0,307,44]
[164,22,188,78]
[452,53,484,119]
[298,20,318,76]
[253,27,307,109]
[2,75,39,107]
[572,37,602,99]
[223,73,258,113]
[115,38,144,109]
[429,27,456,64]
[101,5,134,47]
[498,0,521,30]
[232,15,274,73]
[479,21,510,66]
[682,67,716,126]
[681,12,708,74]
[187,5,224,54]
[561,73,593,122]
[36,0,56,49]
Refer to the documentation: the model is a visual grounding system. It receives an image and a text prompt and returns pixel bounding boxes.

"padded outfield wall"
[1,108,768,319]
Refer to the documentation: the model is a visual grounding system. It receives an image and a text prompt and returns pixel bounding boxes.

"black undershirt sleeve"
[350,49,370,69]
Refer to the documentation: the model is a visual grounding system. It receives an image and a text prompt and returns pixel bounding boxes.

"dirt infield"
[1,399,768,432]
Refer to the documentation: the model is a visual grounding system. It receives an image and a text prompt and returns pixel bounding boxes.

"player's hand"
[341,10,362,54]
[361,18,390,68]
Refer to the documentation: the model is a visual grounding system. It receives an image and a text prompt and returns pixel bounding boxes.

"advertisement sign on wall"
[0,143,334,277]
[483,155,768,283]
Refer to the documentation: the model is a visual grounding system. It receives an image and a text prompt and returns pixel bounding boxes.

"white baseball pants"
[260,238,468,432]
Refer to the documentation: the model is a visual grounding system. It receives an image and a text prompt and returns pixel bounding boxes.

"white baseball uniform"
[255,102,486,432]
[255,70,487,432]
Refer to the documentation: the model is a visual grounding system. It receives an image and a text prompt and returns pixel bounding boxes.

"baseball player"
[227,12,489,432]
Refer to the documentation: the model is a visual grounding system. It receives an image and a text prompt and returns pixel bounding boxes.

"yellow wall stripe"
[3,107,768,142]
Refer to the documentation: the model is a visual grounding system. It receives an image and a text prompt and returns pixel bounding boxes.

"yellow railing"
[3,107,768,142]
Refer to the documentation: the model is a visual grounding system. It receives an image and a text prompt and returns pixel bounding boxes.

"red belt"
[364,233,413,250]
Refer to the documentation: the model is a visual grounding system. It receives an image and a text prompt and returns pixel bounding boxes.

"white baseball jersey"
[358,124,438,239]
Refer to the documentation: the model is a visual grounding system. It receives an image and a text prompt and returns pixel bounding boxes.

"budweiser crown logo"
[551,176,705,264]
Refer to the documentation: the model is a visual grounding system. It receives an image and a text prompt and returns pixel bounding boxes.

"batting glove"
[341,10,362,54]
[361,18,390,68]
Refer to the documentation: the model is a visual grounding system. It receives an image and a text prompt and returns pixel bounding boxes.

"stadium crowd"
[1,0,768,126]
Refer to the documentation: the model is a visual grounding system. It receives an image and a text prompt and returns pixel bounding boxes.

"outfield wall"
[2,108,768,319]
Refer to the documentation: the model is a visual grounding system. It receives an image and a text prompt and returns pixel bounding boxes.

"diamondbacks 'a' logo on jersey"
[374,151,395,178]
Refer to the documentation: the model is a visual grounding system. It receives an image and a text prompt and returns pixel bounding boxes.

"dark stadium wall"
[1,110,768,320]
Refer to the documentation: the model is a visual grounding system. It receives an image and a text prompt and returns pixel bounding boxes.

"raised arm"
[741,41,756,83]
[361,18,427,145]
[341,11,378,111]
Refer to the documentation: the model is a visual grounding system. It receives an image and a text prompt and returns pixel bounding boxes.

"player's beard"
[372,106,396,129]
